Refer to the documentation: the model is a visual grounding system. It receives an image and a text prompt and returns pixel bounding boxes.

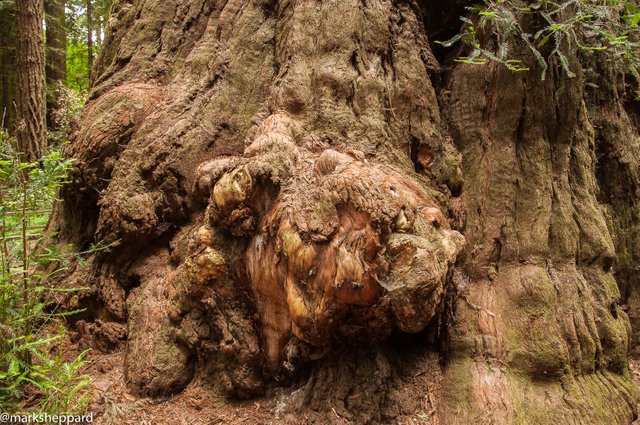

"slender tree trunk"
[0,5,17,132]
[95,15,102,48]
[86,0,93,82]
[44,0,67,129]
[15,0,46,161]
[46,1,640,423]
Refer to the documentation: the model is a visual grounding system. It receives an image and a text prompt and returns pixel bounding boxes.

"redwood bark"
[45,0,67,129]
[15,0,46,161]
[0,5,17,131]
[87,0,93,81]
[47,0,640,423]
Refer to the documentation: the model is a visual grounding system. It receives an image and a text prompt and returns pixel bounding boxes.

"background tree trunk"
[86,0,93,81]
[47,0,640,423]
[95,14,102,47]
[45,0,67,129]
[15,0,46,161]
[0,4,17,131]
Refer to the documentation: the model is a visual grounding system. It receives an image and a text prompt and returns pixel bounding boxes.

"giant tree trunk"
[15,0,46,161]
[48,0,640,423]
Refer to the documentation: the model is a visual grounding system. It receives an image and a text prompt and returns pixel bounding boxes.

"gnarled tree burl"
[47,0,640,423]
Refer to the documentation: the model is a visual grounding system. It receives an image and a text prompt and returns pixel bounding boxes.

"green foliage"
[0,0,14,12]
[437,0,640,83]
[66,41,90,91]
[0,130,90,414]
[30,342,91,413]
[2,0,113,135]
[65,0,113,90]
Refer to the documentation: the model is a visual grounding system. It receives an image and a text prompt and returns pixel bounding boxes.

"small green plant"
[30,338,91,413]
[0,128,90,414]
[437,0,640,83]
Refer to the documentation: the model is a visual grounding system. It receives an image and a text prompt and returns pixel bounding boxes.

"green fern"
[438,0,640,84]
[0,136,90,414]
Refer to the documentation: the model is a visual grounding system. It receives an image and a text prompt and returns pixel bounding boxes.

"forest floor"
[83,349,640,425]
[80,338,442,425]
[16,326,640,424]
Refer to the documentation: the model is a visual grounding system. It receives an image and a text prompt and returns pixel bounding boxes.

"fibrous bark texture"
[48,0,640,423]
[45,0,67,128]
[87,0,93,80]
[15,0,46,161]
[0,4,17,130]
[443,60,639,424]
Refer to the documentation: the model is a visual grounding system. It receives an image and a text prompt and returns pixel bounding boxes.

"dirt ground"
[82,337,443,425]
[82,349,640,425]
[15,321,640,425]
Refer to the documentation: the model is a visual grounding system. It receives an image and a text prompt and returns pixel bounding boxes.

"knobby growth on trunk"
[46,0,640,423]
